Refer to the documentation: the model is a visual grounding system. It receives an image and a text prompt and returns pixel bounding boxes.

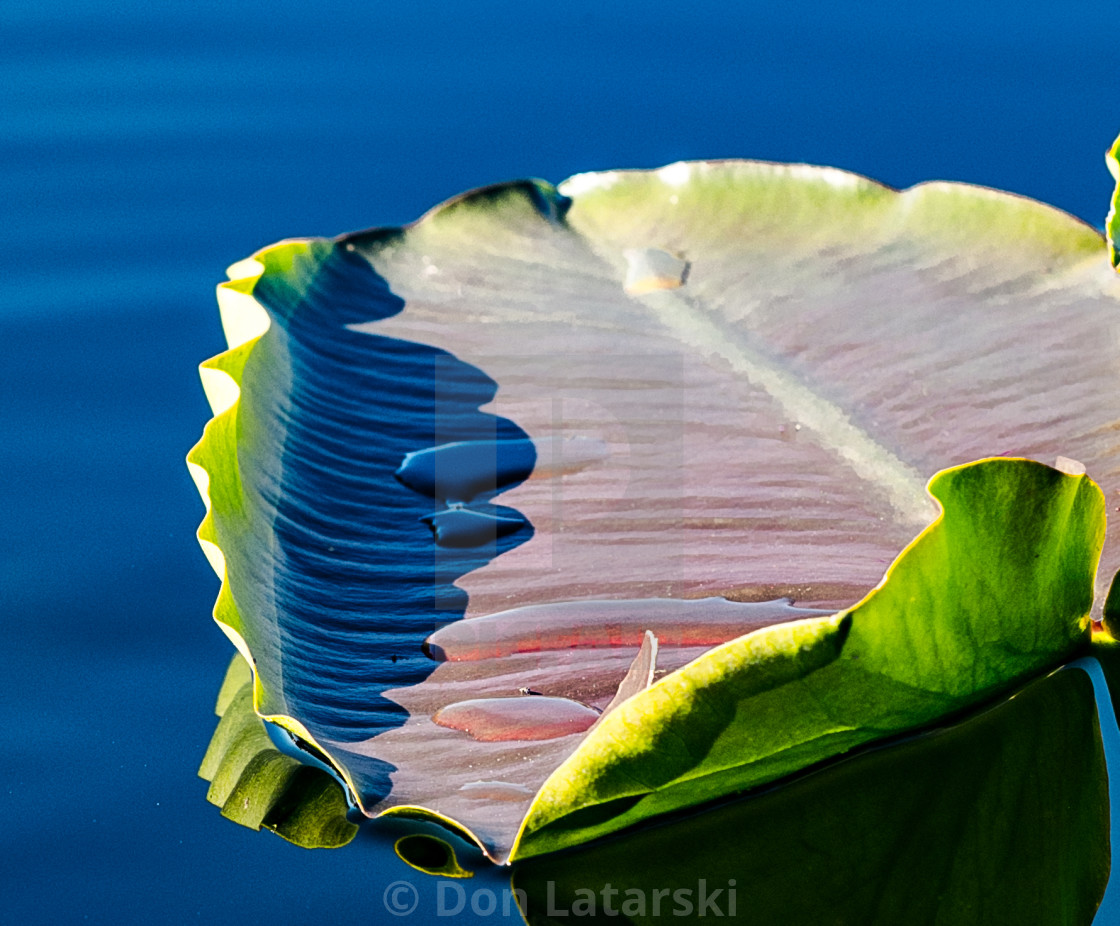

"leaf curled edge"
[1109,130,1120,269]
[512,458,1105,860]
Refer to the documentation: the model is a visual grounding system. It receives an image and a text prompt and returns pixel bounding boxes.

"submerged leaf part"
[432,696,601,742]
[394,835,475,879]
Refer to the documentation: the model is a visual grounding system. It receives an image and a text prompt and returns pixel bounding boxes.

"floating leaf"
[190,158,1119,861]
[513,661,1113,925]
[515,459,1103,857]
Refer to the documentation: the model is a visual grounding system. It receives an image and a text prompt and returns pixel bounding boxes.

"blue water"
[3,1,1119,923]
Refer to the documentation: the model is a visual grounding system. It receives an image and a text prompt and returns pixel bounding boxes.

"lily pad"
[190,154,1119,861]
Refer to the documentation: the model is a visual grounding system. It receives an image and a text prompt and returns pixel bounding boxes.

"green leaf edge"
[186,239,367,803]
[1108,130,1120,269]
[509,458,1104,860]
[511,661,1112,924]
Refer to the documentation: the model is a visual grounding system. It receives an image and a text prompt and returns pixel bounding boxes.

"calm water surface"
[3,1,1119,923]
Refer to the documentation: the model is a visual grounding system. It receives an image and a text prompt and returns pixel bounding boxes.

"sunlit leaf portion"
[514,459,1104,857]
[191,158,1120,860]
[1108,130,1120,269]
[513,662,1112,925]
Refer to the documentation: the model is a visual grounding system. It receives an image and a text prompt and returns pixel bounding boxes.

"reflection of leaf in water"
[514,663,1111,926]
[189,152,1120,862]
[197,654,357,849]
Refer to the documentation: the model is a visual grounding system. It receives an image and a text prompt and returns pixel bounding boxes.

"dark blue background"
[3,2,1118,923]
